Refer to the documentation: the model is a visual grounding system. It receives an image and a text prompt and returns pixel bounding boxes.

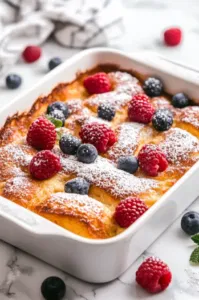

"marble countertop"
[1,1,199,299]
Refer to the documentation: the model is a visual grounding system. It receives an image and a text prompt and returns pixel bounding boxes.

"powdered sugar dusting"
[58,152,157,198]
[180,106,199,129]
[86,91,132,110]
[107,122,144,160]
[85,71,142,110]
[67,99,83,114]
[108,71,142,95]
[50,192,105,217]
[4,176,32,195]
[160,128,199,164]
[0,144,32,167]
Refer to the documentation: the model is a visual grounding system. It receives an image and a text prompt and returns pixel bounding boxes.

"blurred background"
[0,0,199,102]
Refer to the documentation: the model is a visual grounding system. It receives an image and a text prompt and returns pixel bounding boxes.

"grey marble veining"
[1,1,199,299]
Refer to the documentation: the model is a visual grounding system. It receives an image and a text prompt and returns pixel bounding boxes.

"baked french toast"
[0,65,199,239]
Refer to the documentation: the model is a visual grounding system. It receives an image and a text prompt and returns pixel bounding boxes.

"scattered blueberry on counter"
[59,134,81,155]
[117,156,139,174]
[181,211,199,235]
[65,177,90,195]
[41,276,66,300]
[172,92,189,108]
[143,77,163,97]
[152,108,173,131]
[77,143,98,164]
[6,74,22,89]
[48,57,62,71]
[98,103,115,121]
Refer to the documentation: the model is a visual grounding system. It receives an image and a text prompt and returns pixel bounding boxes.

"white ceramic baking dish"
[1,48,199,283]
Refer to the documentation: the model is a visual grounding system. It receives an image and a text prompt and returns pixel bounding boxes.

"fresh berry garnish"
[114,197,148,228]
[65,177,90,195]
[48,57,62,71]
[172,93,189,108]
[132,93,150,102]
[27,116,56,150]
[30,150,61,180]
[48,110,66,126]
[128,94,155,124]
[143,77,163,97]
[181,211,199,235]
[79,122,117,153]
[83,72,111,95]
[117,156,139,174]
[41,276,66,300]
[136,257,172,293]
[152,109,173,131]
[6,74,22,89]
[138,144,168,176]
[164,27,182,46]
[59,134,81,155]
[22,45,42,63]
[77,144,98,164]
[47,101,69,118]
[98,104,115,121]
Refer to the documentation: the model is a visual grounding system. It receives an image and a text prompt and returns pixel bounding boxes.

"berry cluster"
[5,45,62,89]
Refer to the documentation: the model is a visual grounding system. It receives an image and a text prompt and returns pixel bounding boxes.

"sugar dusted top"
[1,65,199,240]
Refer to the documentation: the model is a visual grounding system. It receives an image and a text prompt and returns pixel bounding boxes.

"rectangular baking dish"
[1,48,199,283]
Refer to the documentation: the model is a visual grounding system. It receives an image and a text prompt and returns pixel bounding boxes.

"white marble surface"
[1,1,199,299]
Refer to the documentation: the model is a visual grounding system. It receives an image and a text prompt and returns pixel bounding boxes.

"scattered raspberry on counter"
[22,45,42,63]
[164,27,182,46]
[136,257,172,293]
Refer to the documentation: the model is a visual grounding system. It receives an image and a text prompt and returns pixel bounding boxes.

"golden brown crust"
[1,64,199,239]
[35,192,116,239]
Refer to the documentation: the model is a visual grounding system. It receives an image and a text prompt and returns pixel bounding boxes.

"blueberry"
[47,101,69,118]
[143,77,163,97]
[172,93,189,108]
[77,143,98,164]
[181,211,199,235]
[98,104,115,121]
[6,74,22,89]
[41,276,66,300]
[49,110,66,126]
[152,109,173,132]
[117,156,139,174]
[65,177,90,195]
[59,134,81,155]
[49,57,62,71]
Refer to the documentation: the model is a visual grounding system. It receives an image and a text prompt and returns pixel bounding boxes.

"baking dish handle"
[0,196,68,237]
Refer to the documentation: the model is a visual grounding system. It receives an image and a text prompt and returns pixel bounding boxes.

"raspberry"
[83,72,111,95]
[164,27,182,46]
[138,144,168,176]
[128,94,155,124]
[114,197,148,228]
[27,116,56,150]
[136,257,172,293]
[22,45,42,63]
[132,93,149,102]
[29,150,61,180]
[79,122,117,153]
